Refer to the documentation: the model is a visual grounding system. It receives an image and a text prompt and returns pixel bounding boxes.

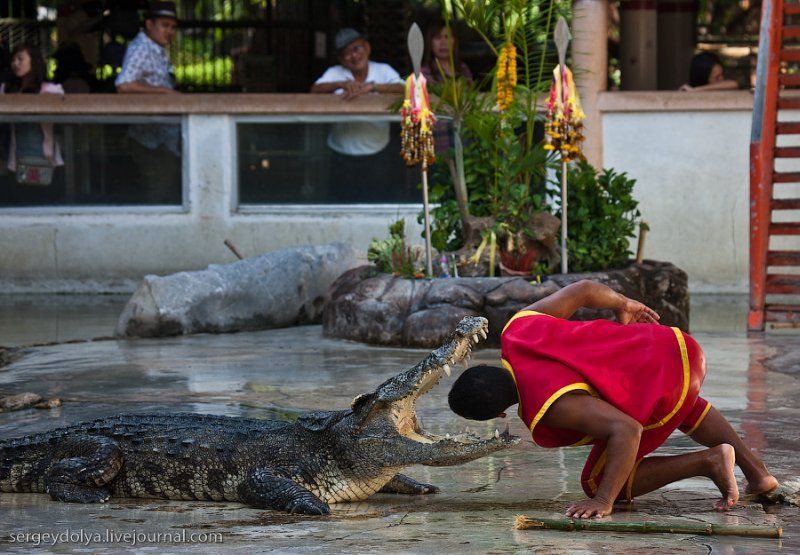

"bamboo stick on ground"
[514,516,782,539]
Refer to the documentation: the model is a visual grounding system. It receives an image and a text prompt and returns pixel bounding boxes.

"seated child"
[448,280,778,518]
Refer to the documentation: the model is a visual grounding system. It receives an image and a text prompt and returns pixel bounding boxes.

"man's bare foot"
[744,473,780,497]
[565,497,613,519]
[706,444,739,511]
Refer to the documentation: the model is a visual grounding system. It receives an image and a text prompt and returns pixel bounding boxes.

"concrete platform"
[0,295,798,553]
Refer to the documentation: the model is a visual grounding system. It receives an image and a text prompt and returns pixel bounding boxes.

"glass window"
[0,118,183,207]
[237,120,420,205]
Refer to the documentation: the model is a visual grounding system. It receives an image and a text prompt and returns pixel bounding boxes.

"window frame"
[232,113,426,215]
[0,115,189,215]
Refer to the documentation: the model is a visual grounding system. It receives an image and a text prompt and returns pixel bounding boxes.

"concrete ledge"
[0,93,402,115]
[598,90,753,113]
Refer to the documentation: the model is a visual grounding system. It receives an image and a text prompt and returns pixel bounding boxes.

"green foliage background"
[554,161,641,272]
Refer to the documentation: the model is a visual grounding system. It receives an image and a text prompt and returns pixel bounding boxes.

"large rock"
[323,260,689,348]
[117,243,358,338]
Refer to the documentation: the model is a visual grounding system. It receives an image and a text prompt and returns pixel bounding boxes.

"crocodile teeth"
[472,334,479,344]
[494,429,500,439]
[443,364,451,377]
[480,329,488,340]
[465,426,471,434]
[446,433,451,439]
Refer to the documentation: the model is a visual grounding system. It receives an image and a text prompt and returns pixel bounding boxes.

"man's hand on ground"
[614,298,660,325]
[565,497,613,519]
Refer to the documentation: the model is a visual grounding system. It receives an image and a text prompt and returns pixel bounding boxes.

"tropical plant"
[423,0,571,274]
[554,161,641,272]
[367,220,425,278]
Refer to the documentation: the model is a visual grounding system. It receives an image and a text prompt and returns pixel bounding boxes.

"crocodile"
[0,316,518,515]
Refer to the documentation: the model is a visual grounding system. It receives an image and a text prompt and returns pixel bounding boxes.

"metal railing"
[748,0,781,331]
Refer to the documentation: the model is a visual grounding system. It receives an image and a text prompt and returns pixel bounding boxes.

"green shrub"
[555,161,641,272]
[367,220,424,278]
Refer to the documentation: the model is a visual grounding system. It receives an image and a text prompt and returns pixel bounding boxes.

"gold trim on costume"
[529,383,597,433]
[587,449,608,494]
[685,403,713,436]
[501,358,524,419]
[569,435,594,447]
[503,358,595,445]
[501,310,550,334]
[643,327,691,431]
[625,458,644,501]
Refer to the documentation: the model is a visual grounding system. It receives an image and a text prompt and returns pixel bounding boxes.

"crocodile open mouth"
[387,317,518,449]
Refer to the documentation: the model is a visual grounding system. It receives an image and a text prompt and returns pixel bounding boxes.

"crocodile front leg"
[378,474,439,495]
[45,435,123,503]
[238,468,330,515]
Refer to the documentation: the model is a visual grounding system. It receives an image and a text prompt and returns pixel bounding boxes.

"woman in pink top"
[1,44,64,173]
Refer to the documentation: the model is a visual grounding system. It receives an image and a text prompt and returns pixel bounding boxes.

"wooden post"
[421,162,434,277]
[561,160,568,273]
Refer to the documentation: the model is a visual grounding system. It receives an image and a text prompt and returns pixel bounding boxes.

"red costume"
[501,310,711,501]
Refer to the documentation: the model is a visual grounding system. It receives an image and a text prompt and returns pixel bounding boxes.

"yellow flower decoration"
[545,65,585,162]
[496,42,517,111]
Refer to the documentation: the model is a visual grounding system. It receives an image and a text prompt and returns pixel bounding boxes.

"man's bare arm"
[542,393,643,518]
[525,280,659,324]
[310,81,348,93]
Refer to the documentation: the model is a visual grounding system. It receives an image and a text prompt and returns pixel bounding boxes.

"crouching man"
[448,280,778,518]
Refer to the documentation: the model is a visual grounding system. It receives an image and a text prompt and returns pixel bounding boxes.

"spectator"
[115,0,178,95]
[421,22,473,155]
[53,42,97,93]
[1,44,64,181]
[421,22,473,85]
[310,28,405,201]
[116,0,181,203]
[680,52,738,92]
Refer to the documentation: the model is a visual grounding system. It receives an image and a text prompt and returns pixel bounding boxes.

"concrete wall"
[600,91,754,293]
[1,92,761,293]
[0,96,424,293]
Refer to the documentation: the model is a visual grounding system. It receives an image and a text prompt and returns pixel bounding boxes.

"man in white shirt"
[311,28,404,156]
[310,29,406,202]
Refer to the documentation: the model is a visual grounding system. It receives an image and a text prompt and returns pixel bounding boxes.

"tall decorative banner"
[545,17,585,274]
[401,22,435,277]
[400,73,436,168]
[544,64,585,163]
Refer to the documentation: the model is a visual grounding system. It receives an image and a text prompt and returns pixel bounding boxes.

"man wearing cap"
[116,1,181,203]
[116,1,178,95]
[311,29,405,201]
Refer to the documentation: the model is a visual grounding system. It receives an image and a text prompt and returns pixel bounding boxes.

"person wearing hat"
[116,1,181,204]
[115,1,178,95]
[311,28,405,201]
[311,28,403,100]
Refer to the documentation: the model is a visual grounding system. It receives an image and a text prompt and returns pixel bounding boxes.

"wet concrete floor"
[0,295,798,553]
